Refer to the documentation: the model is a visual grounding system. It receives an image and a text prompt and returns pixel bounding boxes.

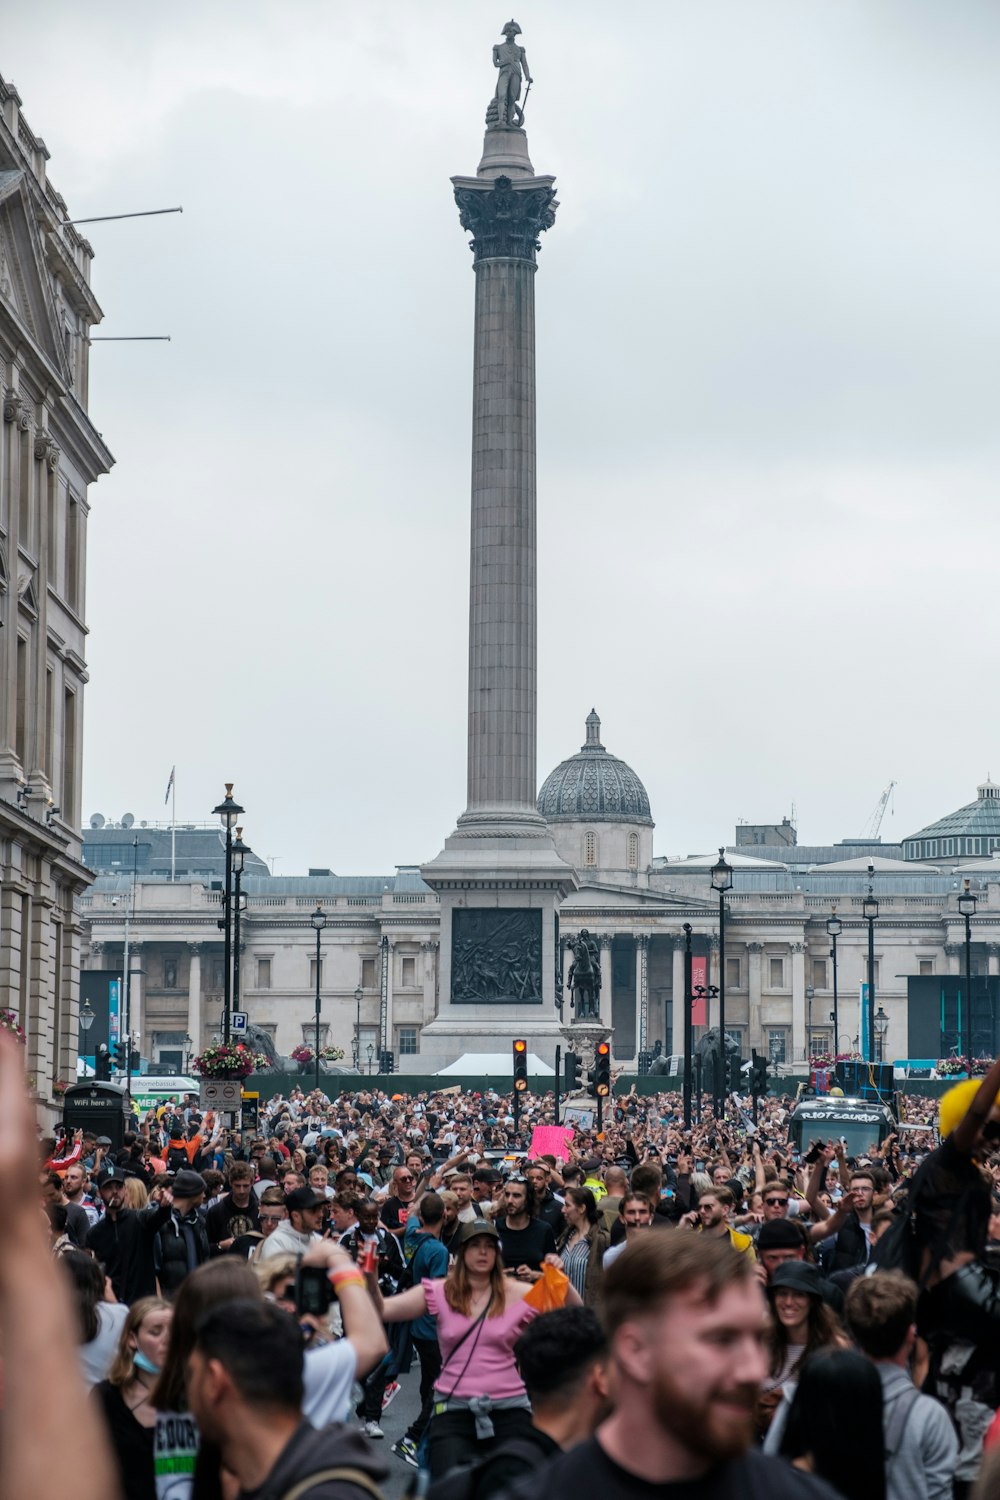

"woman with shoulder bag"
[370,1218,581,1478]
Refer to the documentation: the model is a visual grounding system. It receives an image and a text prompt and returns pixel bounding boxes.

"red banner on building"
[691,956,707,1026]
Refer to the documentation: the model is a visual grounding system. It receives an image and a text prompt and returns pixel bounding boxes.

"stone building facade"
[0,74,113,1101]
[78,754,1000,1076]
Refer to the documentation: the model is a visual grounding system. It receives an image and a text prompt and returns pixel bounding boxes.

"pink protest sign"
[529,1124,573,1161]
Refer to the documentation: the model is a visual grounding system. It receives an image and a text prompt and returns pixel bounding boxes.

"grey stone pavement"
[358,1364,423,1500]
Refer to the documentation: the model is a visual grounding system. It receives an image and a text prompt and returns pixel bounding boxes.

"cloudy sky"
[6,2,1000,874]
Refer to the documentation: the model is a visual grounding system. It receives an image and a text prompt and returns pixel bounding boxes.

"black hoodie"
[239,1421,388,1500]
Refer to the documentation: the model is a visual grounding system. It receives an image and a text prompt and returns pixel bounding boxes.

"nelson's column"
[419,22,577,1071]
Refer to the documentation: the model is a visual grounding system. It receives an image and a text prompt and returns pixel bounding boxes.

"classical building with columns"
[78,757,1000,1076]
[0,74,113,1102]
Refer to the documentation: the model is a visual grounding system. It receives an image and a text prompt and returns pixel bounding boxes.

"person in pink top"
[369,1217,582,1478]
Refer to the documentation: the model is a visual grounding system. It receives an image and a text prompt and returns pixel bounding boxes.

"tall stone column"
[188,943,202,1052]
[791,942,806,1062]
[635,935,648,1058]
[747,942,763,1052]
[671,936,685,1057]
[419,31,576,1071]
[988,943,1000,978]
[599,935,613,1027]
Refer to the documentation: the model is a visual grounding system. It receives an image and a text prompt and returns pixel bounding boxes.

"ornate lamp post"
[826,907,842,1052]
[353,983,362,1070]
[805,985,815,1060]
[861,864,879,1062]
[212,784,244,1044]
[958,877,977,1062]
[311,905,327,1092]
[874,1004,889,1063]
[231,828,250,1027]
[710,848,733,1116]
[366,1042,376,1076]
[79,999,94,1067]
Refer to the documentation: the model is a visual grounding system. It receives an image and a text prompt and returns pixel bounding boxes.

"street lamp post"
[212,784,244,1044]
[231,828,249,1027]
[682,923,693,1129]
[862,863,879,1063]
[805,985,815,1060]
[311,905,327,1092]
[710,848,733,1116]
[826,907,842,1055]
[958,878,977,1063]
[353,984,362,1070]
[874,1004,889,1063]
[366,1042,375,1076]
[79,999,94,1068]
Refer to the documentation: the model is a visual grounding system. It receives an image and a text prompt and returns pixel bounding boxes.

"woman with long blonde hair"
[92,1296,171,1500]
[371,1217,580,1477]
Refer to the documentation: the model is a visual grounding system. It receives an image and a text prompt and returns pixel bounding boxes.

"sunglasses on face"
[766,1198,789,1207]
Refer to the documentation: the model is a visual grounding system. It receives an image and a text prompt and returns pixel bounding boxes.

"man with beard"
[683,1187,756,1260]
[501,1234,839,1499]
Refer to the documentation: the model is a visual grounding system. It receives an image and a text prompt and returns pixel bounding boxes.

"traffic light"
[593,1040,611,1098]
[750,1050,769,1097]
[110,1039,125,1072]
[564,1050,583,1092]
[727,1054,744,1094]
[379,1049,395,1075]
[512,1038,528,1092]
[94,1044,111,1081]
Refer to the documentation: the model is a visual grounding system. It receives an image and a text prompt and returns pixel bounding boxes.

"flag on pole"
[164,766,175,806]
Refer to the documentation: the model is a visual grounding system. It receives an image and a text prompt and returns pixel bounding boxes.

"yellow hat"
[938,1078,1000,1140]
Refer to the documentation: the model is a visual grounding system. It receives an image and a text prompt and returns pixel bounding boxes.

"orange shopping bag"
[524,1262,570,1312]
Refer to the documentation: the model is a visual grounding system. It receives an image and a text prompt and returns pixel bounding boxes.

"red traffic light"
[596,1042,610,1057]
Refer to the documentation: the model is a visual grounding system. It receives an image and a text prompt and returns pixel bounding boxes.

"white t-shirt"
[79,1301,129,1387]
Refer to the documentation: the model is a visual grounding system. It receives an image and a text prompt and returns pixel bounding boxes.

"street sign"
[231,1011,248,1034]
[200,1079,242,1111]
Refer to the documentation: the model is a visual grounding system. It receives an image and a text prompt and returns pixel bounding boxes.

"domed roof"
[537,711,653,825]
[904,779,1000,857]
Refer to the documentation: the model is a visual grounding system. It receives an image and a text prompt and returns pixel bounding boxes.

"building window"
[309,958,324,989]
[919,959,933,976]
[211,958,225,989]
[768,1029,787,1064]
[62,688,77,824]
[627,832,639,870]
[399,1026,419,1055]
[811,1030,832,1056]
[163,959,177,989]
[256,958,272,989]
[361,958,376,989]
[400,955,416,987]
[769,957,784,988]
[811,959,827,989]
[302,1022,329,1045]
[725,957,741,989]
[584,831,597,867]
[865,958,880,988]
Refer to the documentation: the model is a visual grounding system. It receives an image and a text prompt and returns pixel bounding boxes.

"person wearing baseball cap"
[258,1184,327,1263]
[153,1170,210,1300]
[88,1166,173,1305]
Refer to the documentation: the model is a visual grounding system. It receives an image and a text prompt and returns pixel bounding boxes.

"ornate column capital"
[791,942,805,954]
[944,942,962,956]
[454,174,558,265]
[747,941,764,953]
[988,943,1000,956]
[707,935,720,952]
[636,934,650,951]
[33,434,60,471]
[189,941,202,954]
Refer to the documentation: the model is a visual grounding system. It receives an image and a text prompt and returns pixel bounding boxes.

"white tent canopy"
[436,1052,555,1076]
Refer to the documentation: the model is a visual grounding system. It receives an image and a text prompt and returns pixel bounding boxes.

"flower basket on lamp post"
[191,1043,265,1081]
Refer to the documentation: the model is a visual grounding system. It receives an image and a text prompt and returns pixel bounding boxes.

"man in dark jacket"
[87,1167,172,1304]
[186,1297,387,1500]
[154,1169,210,1299]
[205,1162,260,1252]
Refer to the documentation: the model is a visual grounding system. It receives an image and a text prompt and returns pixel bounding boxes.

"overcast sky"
[6,2,1000,874]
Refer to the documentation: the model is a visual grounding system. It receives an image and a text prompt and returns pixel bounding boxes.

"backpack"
[166,1145,190,1174]
[279,1467,384,1500]
[426,1436,545,1500]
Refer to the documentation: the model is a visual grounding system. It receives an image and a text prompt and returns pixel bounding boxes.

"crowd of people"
[8,1034,1000,1500]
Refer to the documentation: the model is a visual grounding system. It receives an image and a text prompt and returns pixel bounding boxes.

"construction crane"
[860,781,896,840]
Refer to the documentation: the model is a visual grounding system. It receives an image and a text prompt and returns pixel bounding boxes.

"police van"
[787,1095,895,1159]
